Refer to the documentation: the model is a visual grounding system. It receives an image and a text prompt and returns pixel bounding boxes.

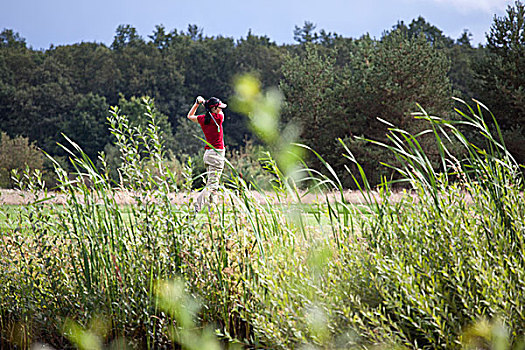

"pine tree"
[474,0,525,164]
[280,30,453,187]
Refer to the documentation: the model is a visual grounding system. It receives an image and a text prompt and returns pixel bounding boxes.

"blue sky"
[1,0,513,50]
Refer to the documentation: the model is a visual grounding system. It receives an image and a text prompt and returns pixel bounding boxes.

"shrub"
[225,140,275,191]
[2,79,524,350]
[233,99,525,349]
[0,132,44,188]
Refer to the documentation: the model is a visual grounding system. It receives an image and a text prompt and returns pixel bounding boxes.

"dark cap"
[205,97,227,110]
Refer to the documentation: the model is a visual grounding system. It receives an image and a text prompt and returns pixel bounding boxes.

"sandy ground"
[0,188,400,206]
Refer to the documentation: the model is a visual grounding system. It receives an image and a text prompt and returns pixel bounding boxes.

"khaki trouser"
[195,148,225,211]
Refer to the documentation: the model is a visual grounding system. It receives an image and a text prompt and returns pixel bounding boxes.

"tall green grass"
[1,86,524,349]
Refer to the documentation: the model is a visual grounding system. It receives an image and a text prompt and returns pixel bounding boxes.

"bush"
[0,132,44,188]
[225,140,276,191]
[2,88,524,349]
[234,100,525,349]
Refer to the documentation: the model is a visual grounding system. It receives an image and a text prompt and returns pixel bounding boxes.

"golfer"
[187,96,227,211]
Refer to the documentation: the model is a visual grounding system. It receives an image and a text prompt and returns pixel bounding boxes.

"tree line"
[1,0,524,188]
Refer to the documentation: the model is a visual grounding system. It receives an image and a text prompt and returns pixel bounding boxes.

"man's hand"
[196,96,205,105]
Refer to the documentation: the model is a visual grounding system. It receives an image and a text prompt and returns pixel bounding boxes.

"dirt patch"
[0,188,414,206]
[0,189,187,205]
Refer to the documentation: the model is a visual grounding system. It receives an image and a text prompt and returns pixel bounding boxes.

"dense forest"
[1,0,524,188]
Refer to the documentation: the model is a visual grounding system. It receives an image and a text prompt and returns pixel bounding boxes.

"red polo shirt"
[197,112,224,149]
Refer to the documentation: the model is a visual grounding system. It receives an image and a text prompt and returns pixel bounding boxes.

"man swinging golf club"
[187,96,227,211]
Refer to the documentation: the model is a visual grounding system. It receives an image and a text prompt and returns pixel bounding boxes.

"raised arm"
[187,96,205,123]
